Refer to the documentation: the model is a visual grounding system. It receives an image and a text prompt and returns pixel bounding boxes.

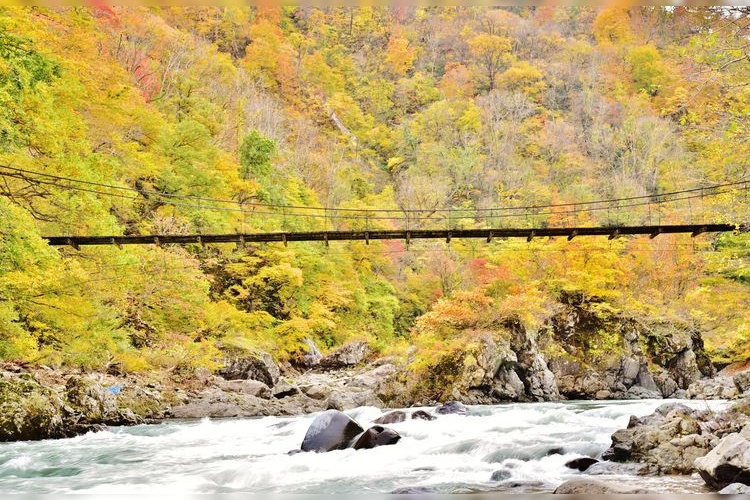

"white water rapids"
[0,399,727,494]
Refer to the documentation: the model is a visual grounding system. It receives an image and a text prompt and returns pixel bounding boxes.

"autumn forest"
[1,5,749,387]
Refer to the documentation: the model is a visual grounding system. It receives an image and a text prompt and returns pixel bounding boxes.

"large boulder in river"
[0,374,64,441]
[301,409,364,452]
[219,352,279,387]
[411,410,435,421]
[436,401,467,415]
[351,425,401,450]
[695,424,750,490]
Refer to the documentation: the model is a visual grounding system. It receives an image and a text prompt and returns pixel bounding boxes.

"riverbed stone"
[553,478,653,494]
[411,410,436,421]
[565,457,599,471]
[300,409,364,452]
[351,425,401,450]
[695,424,750,490]
[688,376,738,400]
[734,372,750,395]
[436,401,467,415]
[374,410,406,424]
[719,483,750,494]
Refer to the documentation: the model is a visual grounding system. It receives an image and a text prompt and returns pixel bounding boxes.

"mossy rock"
[0,376,64,441]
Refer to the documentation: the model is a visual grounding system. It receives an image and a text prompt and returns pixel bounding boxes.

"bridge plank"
[42,224,738,248]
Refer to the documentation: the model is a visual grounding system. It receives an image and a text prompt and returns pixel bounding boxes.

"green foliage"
[239,129,277,180]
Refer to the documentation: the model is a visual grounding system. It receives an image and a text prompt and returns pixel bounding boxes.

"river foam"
[0,399,727,494]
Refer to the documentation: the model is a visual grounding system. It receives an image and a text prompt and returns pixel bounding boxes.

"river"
[0,399,727,494]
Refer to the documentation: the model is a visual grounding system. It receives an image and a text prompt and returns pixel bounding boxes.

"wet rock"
[391,486,437,494]
[351,425,401,450]
[565,457,599,471]
[320,341,371,369]
[490,469,511,481]
[554,478,653,494]
[300,409,364,452]
[411,410,436,421]
[436,401,467,415]
[0,374,64,441]
[216,379,271,399]
[219,353,279,387]
[719,483,750,494]
[695,424,750,490]
[374,411,406,424]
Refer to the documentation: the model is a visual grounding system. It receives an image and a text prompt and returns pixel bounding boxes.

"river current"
[0,399,727,494]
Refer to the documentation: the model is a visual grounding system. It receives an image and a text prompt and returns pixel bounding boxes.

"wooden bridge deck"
[43,224,739,248]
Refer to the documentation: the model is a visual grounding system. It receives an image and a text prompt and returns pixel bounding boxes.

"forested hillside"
[0,6,748,382]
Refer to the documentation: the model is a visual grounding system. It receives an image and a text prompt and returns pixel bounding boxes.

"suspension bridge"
[1,165,747,249]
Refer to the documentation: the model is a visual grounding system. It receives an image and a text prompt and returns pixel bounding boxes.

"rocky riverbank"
[1,301,747,443]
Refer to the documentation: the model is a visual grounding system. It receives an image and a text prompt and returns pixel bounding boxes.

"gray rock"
[719,483,750,494]
[351,425,401,450]
[492,366,526,401]
[695,424,750,490]
[374,411,406,424]
[553,478,653,494]
[326,391,383,411]
[320,341,371,369]
[299,338,323,369]
[436,401,467,415]
[411,410,435,421]
[217,379,271,399]
[490,469,511,481]
[688,377,739,400]
[602,402,722,473]
[565,457,599,471]
[391,486,436,494]
[299,384,330,400]
[272,382,299,399]
[300,410,364,452]
[624,385,662,400]
[219,353,279,387]
[735,372,750,394]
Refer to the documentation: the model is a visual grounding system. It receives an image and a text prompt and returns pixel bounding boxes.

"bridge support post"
[608,229,620,240]
[567,230,578,241]
[66,238,79,251]
[649,228,663,239]
[527,230,535,242]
